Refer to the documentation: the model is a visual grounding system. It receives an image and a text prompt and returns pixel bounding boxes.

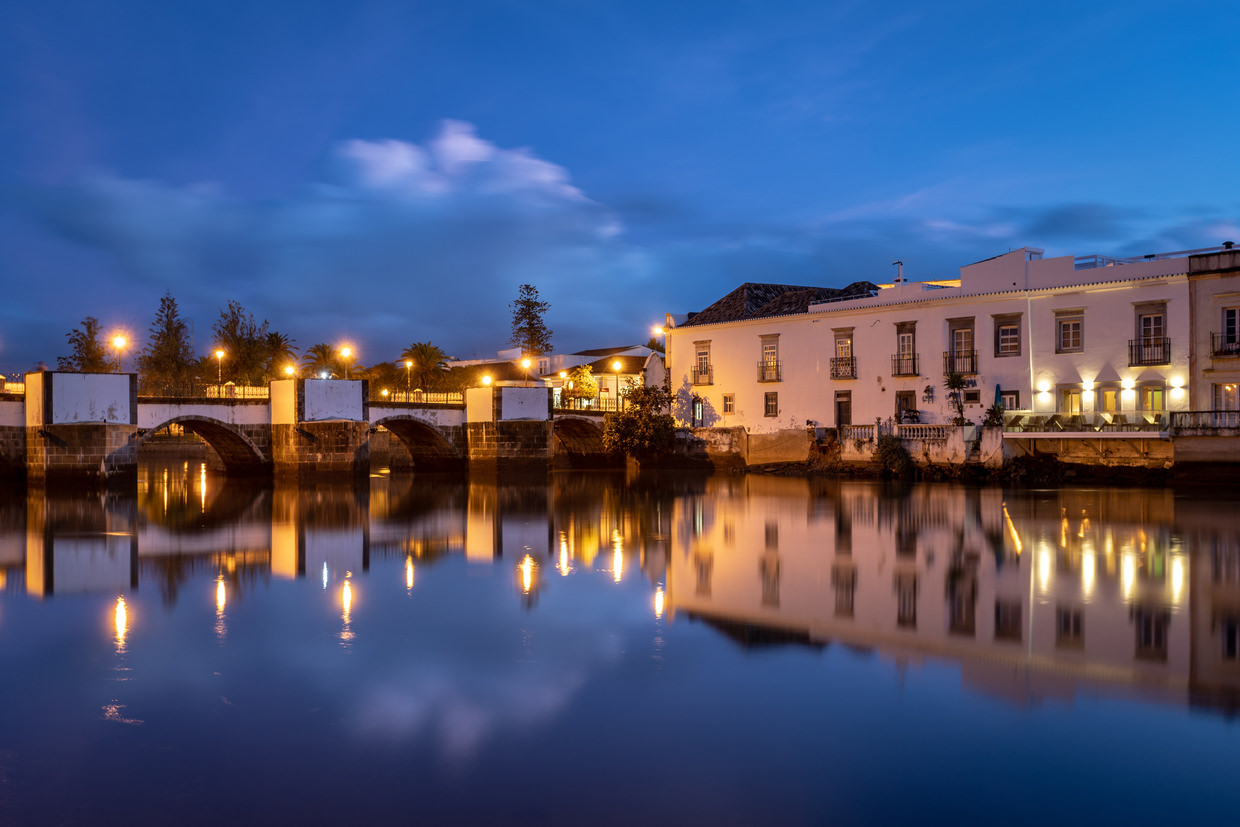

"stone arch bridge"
[4,373,613,483]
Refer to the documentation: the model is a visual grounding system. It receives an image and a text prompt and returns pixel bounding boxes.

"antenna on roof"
[892,260,904,283]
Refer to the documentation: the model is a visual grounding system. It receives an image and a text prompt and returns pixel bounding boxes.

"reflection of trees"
[142,551,270,608]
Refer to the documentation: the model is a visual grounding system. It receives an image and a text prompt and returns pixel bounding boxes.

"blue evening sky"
[2,0,1237,372]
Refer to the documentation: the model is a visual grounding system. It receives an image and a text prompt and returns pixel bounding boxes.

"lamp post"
[340,346,352,380]
[405,360,412,397]
[612,359,623,409]
[112,336,126,373]
[521,357,532,386]
[214,349,225,384]
[284,364,296,378]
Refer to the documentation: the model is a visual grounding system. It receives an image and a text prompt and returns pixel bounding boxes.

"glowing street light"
[381,388,389,399]
[339,345,353,380]
[612,359,623,406]
[482,374,493,387]
[405,360,413,394]
[111,335,127,373]
[521,357,532,385]
[284,364,296,377]
[214,349,225,384]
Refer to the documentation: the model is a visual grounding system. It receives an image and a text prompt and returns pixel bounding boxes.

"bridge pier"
[466,386,554,470]
[24,371,138,485]
[270,379,371,478]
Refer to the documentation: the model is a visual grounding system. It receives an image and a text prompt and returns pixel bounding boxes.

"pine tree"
[137,292,197,393]
[211,300,271,385]
[57,317,110,372]
[509,284,554,356]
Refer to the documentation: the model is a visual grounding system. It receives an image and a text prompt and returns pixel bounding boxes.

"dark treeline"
[56,293,475,398]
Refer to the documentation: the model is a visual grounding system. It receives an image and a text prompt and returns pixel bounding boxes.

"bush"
[874,434,914,478]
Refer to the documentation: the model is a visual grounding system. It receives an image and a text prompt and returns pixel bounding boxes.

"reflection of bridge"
[1,372,615,482]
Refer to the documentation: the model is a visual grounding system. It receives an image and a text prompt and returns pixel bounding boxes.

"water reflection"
[1,468,1239,716]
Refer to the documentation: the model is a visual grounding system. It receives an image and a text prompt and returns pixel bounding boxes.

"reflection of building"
[667,477,1239,711]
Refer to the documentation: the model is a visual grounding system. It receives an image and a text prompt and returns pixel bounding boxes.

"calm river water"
[0,463,1237,825]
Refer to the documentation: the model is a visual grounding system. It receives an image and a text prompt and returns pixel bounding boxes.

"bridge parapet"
[24,371,138,484]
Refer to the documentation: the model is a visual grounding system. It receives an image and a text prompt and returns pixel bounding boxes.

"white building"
[666,245,1237,464]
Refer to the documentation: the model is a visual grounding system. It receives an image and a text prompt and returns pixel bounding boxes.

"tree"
[399,341,448,390]
[562,364,598,401]
[644,335,665,354]
[301,343,339,378]
[602,381,676,459]
[137,292,197,393]
[509,283,553,356]
[212,300,271,385]
[944,371,968,425]
[263,331,299,379]
[58,317,110,372]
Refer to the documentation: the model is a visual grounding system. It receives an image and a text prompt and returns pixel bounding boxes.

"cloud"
[21,120,642,363]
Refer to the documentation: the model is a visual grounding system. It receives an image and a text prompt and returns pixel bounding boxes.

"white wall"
[303,379,364,421]
[499,386,548,420]
[45,372,132,424]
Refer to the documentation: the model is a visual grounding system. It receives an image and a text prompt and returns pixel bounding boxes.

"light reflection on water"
[0,467,1236,823]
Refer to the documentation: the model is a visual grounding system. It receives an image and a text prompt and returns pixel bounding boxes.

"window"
[1139,384,1164,413]
[993,314,1021,357]
[1056,310,1084,353]
[832,329,856,379]
[1056,606,1083,648]
[764,392,778,417]
[722,394,735,414]
[963,389,981,405]
[946,318,976,373]
[835,336,853,359]
[1214,383,1240,411]
[896,390,917,422]
[1132,302,1169,365]
[1223,309,1240,354]
[1060,388,1082,414]
[893,323,917,376]
[691,397,703,426]
[1138,311,1165,345]
[758,335,780,381]
[692,341,712,385]
[1000,390,1020,410]
[994,600,1022,642]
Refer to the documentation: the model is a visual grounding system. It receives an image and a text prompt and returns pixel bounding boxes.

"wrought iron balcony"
[830,356,857,379]
[891,354,919,376]
[1128,338,1171,366]
[1211,332,1240,357]
[690,365,713,385]
[942,350,978,375]
[757,360,781,382]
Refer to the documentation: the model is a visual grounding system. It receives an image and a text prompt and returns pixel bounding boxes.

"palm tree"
[301,343,338,378]
[399,341,448,391]
[264,331,299,379]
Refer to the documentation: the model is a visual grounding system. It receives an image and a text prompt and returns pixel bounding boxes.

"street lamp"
[284,364,296,377]
[405,360,412,396]
[482,374,493,387]
[214,349,225,384]
[112,335,126,373]
[340,346,353,380]
[521,357,532,385]
[612,359,623,407]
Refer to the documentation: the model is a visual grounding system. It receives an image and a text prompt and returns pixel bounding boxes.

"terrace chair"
[1111,413,1133,431]
[1025,415,1046,432]
[1065,414,1083,431]
[1004,414,1026,432]
[1045,414,1065,431]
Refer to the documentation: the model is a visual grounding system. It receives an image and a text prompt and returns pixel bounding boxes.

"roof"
[572,345,644,357]
[681,281,879,327]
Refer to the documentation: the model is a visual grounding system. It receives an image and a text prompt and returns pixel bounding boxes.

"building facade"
[666,245,1239,466]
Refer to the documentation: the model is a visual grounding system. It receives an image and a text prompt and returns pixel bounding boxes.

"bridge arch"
[138,416,269,473]
[372,415,464,472]
[552,416,615,466]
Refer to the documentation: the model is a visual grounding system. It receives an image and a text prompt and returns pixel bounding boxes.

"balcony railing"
[556,395,627,413]
[690,365,713,385]
[757,361,781,382]
[1129,338,1171,366]
[830,356,857,379]
[1001,410,1167,434]
[942,350,978,375]
[1171,410,1240,431]
[1211,333,1240,357]
[891,354,919,376]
